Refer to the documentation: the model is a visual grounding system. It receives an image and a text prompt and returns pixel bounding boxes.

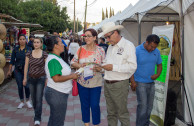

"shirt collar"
[140,42,146,50]
[116,37,124,48]
[49,53,61,58]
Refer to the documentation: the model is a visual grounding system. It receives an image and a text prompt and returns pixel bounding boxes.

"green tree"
[102,8,105,20]
[109,7,112,18]
[106,7,108,18]
[0,0,75,33]
[112,9,114,16]
[17,0,71,33]
[0,0,21,18]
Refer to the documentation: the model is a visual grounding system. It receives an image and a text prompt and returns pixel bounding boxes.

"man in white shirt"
[98,22,137,126]
[64,37,70,46]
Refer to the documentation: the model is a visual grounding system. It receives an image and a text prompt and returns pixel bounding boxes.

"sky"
[58,0,139,23]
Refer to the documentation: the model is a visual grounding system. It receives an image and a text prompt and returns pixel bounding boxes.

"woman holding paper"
[44,36,79,126]
[71,28,105,126]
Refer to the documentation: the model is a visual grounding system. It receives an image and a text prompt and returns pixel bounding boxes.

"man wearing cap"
[96,22,137,126]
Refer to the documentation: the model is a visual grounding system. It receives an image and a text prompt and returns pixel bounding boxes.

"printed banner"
[150,24,174,126]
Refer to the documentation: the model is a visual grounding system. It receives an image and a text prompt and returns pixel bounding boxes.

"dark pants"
[14,70,30,101]
[28,76,45,121]
[69,54,74,61]
[45,86,69,126]
[77,83,101,125]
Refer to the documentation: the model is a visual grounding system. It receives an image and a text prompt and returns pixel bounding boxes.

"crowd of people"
[7,22,162,126]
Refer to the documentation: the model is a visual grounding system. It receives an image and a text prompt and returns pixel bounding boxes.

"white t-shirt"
[69,43,80,55]
[65,39,70,46]
[45,53,72,94]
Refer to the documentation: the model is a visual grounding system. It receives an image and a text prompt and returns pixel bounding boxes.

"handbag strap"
[78,46,82,64]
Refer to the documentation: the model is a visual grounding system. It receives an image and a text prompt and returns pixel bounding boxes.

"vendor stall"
[0,13,42,83]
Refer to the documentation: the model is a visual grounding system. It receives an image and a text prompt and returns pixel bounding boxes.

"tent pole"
[179,0,194,125]
[137,13,141,45]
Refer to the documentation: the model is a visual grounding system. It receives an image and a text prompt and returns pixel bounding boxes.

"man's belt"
[105,80,123,84]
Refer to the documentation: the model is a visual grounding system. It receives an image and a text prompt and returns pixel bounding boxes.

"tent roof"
[78,30,84,36]
[124,6,179,23]
[121,0,194,23]
[2,22,43,28]
[91,0,194,30]
[0,13,43,28]
[0,13,22,23]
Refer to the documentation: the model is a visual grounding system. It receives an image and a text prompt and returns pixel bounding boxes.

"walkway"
[0,79,137,126]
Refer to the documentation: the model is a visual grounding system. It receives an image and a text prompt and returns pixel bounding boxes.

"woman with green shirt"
[44,36,78,126]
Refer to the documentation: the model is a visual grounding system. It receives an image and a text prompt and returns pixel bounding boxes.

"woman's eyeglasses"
[83,35,93,38]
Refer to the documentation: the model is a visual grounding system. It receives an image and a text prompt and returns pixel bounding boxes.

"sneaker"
[17,102,24,109]
[34,120,40,126]
[26,101,32,108]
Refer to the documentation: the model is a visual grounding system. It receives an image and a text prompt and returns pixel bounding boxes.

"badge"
[117,47,124,55]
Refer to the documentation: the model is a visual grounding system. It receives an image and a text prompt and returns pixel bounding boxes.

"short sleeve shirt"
[134,42,162,83]
[48,59,62,77]
[26,51,48,77]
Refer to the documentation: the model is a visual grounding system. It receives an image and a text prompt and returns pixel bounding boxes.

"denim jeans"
[136,82,155,126]
[28,76,45,121]
[14,70,30,101]
[44,86,69,126]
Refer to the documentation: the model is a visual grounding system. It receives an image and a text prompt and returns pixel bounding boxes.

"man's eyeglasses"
[104,31,114,39]
[83,35,93,38]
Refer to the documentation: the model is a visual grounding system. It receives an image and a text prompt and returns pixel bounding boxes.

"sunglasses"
[105,31,114,39]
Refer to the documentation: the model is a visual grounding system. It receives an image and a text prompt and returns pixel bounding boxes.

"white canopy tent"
[95,0,194,124]
[119,1,194,124]
[182,1,194,124]
[78,30,84,36]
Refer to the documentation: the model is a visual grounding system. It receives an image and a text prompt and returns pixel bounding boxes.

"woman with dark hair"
[44,36,79,126]
[71,29,105,126]
[7,34,32,109]
[23,37,48,126]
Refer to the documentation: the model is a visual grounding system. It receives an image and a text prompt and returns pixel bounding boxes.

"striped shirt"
[26,51,48,78]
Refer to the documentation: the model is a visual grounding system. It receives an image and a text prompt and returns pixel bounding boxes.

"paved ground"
[0,79,137,126]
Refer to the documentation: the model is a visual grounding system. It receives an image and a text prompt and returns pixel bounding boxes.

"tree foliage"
[106,8,108,18]
[17,0,70,33]
[0,0,83,33]
[112,9,115,16]
[102,8,105,20]
[0,0,21,18]
[109,7,112,18]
